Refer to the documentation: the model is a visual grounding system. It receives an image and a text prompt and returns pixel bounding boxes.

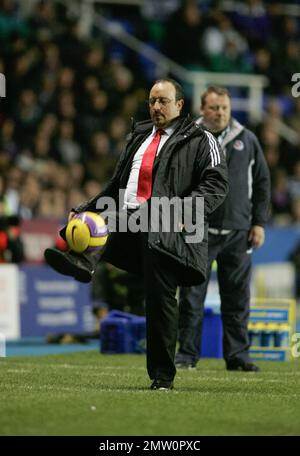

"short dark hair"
[201,86,230,108]
[153,78,184,102]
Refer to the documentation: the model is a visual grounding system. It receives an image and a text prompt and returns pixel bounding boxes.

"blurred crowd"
[1,0,300,247]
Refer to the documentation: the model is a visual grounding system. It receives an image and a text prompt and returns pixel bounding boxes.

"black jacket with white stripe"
[197,117,271,230]
[75,115,228,285]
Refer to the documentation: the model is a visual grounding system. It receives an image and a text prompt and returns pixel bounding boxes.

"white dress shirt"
[124,125,175,209]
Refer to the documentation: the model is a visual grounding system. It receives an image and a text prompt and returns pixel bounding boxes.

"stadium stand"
[1,0,300,225]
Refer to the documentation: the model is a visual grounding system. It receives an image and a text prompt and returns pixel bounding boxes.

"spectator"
[57,91,77,121]
[281,40,300,93]
[0,118,18,160]
[291,197,300,226]
[37,188,66,219]
[33,132,51,159]
[164,0,206,67]
[56,120,81,164]
[81,89,110,138]
[0,0,29,41]
[27,0,60,42]
[203,12,252,73]
[38,74,57,109]
[68,162,85,189]
[0,172,24,263]
[271,169,291,221]
[253,47,279,94]
[288,161,300,200]
[288,98,300,137]
[83,179,102,200]
[14,88,42,147]
[86,131,116,184]
[18,174,41,219]
[108,116,129,157]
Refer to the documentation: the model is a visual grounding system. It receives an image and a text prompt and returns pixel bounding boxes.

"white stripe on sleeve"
[204,130,221,167]
[248,159,255,199]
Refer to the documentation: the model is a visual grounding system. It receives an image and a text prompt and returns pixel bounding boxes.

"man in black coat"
[45,79,228,389]
[175,86,271,372]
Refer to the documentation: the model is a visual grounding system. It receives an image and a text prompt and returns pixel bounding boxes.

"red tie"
[137,129,162,203]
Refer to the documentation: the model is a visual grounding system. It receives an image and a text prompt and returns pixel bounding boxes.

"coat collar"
[196,116,244,148]
[131,114,193,136]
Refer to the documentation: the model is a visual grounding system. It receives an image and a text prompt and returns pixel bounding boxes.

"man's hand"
[248,225,265,249]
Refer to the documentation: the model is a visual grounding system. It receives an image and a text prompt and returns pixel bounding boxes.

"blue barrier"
[20,265,95,337]
[100,310,146,354]
[100,308,224,358]
[201,307,223,358]
[253,226,300,265]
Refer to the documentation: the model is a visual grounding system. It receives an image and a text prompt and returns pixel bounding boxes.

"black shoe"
[226,359,260,372]
[44,248,94,283]
[175,353,197,369]
[175,361,196,369]
[150,380,174,391]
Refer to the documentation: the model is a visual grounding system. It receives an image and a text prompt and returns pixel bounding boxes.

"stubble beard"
[152,112,166,128]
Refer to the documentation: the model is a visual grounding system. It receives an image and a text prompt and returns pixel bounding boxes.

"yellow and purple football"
[65,211,108,253]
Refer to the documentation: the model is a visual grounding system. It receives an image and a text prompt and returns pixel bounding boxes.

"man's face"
[201,93,231,132]
[149,81,184,128]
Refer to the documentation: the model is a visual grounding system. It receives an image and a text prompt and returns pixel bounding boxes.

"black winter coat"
[198,117,271,230]
[75,116,228,286]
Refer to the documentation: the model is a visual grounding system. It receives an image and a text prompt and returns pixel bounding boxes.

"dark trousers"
[178,230,252,364]
[141,233,179,381]
[101,210,180,382]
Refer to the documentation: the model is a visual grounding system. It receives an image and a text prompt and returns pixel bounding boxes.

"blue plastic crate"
[100,310,146,354]
[130,318,147,353]
[201,307,223,358]
[100,317,133,354]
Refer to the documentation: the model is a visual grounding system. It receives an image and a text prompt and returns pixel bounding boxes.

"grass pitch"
[0,351,300,436]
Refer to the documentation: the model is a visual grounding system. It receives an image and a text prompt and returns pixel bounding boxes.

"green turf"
[0,352,300,436]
